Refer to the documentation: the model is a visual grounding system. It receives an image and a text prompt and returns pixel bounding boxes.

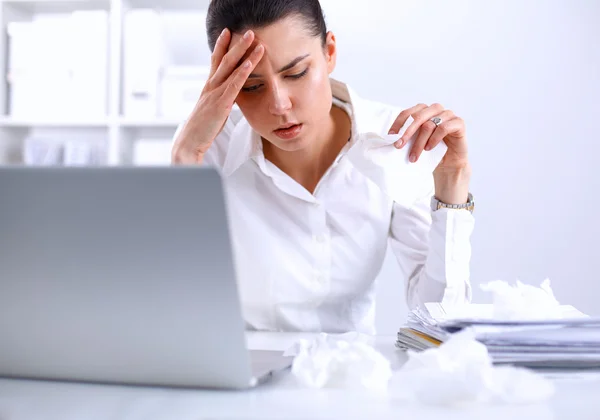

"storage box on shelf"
[122,7,209,118]
[23,130,107,166]
[119,125,174,166]
[6,12,108,120]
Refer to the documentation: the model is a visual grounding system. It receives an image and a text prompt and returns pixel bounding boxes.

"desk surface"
[1,332,600,420]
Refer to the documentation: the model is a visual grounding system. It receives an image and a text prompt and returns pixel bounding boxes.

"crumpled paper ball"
[480,278,564,320]
[284,332,392,391]
[391,329,555,406]
[284,331,555,407]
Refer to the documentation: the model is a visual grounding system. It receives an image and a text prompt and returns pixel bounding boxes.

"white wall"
[318,0,600,333]
[5,0,597,335]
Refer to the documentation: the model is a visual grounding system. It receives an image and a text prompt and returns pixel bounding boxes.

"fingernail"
[424,144,431,151]
[395,139,403,148]
[388,129,397,135]
[244,30,252,40]
[243,60,251,68]
[409,153,417,163]
[254,44,263,53]
[220,28,227,38]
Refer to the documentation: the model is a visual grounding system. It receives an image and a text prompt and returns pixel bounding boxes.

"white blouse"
[174,78,475,334]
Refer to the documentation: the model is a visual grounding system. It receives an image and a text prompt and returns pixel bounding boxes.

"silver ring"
[430,116,442,126]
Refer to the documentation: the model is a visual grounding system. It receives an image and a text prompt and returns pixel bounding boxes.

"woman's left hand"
[387,103,469,171]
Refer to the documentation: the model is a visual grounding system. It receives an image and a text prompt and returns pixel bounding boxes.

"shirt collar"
[221,78,366,177]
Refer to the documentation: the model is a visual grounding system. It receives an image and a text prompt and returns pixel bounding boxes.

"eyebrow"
[247,54,310,79]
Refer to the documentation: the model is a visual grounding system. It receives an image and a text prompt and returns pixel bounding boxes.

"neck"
[263,104,351,193]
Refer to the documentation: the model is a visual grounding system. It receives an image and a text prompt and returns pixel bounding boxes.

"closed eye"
[241,68,309,93]
[287,68,308,79]
[241,84,262,92]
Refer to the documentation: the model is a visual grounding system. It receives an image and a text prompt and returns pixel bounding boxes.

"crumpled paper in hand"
[390,329,555,406]
[480,278,579,320]
[284,332,392,391]
[345,116,448,207]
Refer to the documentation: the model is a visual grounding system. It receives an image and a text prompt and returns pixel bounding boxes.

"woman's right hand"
[171,28,264,164]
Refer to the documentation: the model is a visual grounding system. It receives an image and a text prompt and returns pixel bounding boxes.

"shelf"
[0,116,184,128]
[0,116,110,127]
[0,0,211,14]
[118,117,181,128]
[1,0,111,13]
[125,0,209,11]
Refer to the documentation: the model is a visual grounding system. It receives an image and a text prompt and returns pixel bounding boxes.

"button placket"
[308,199,331,291]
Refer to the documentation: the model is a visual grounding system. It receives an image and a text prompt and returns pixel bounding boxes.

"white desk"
[1,332,600,420]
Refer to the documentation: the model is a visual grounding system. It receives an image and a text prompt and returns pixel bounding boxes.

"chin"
[266,134,309,152]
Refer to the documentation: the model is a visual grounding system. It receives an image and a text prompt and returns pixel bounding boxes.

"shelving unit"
[0,0,211,165]
[0,116,111,127]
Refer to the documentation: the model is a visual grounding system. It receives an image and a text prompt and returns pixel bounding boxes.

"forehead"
[228,16,320,60]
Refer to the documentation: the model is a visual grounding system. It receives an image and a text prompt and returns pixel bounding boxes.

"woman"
[172,0,475,334]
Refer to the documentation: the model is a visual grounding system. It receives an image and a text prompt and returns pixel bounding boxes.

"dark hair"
[206,0,327,52]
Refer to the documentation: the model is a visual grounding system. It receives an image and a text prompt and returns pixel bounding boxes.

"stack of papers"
[396,303,600,369]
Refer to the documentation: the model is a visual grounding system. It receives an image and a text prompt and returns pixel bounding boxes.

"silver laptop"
[0,166,292,389]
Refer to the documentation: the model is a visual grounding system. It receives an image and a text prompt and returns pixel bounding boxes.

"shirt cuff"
[428,208,475,305]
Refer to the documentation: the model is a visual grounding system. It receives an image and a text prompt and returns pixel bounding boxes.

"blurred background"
[0,0,598,334]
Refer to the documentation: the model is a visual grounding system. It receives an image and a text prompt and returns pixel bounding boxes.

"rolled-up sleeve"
[388,186,475,309]
[170,109,241,168]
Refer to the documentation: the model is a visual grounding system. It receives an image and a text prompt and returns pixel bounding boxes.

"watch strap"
[431,193,474,213]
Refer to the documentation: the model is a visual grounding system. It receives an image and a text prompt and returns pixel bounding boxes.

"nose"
[267,83,292,116]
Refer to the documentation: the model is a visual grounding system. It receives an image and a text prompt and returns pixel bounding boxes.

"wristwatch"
[431,193,475,214]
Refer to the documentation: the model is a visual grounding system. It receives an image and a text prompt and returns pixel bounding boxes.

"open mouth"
[274,123,303,139]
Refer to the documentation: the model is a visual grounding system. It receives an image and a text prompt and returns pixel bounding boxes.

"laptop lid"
[0,166,254,389]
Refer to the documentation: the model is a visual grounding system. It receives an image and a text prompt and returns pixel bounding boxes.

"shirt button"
[316,274,326,283]
[315,234,326,243]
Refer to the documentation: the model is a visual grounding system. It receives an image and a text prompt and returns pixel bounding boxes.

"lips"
[276,123,300,130]
[273,123,303,140]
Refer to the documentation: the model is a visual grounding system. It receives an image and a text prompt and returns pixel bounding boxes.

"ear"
[324,31,337,74]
